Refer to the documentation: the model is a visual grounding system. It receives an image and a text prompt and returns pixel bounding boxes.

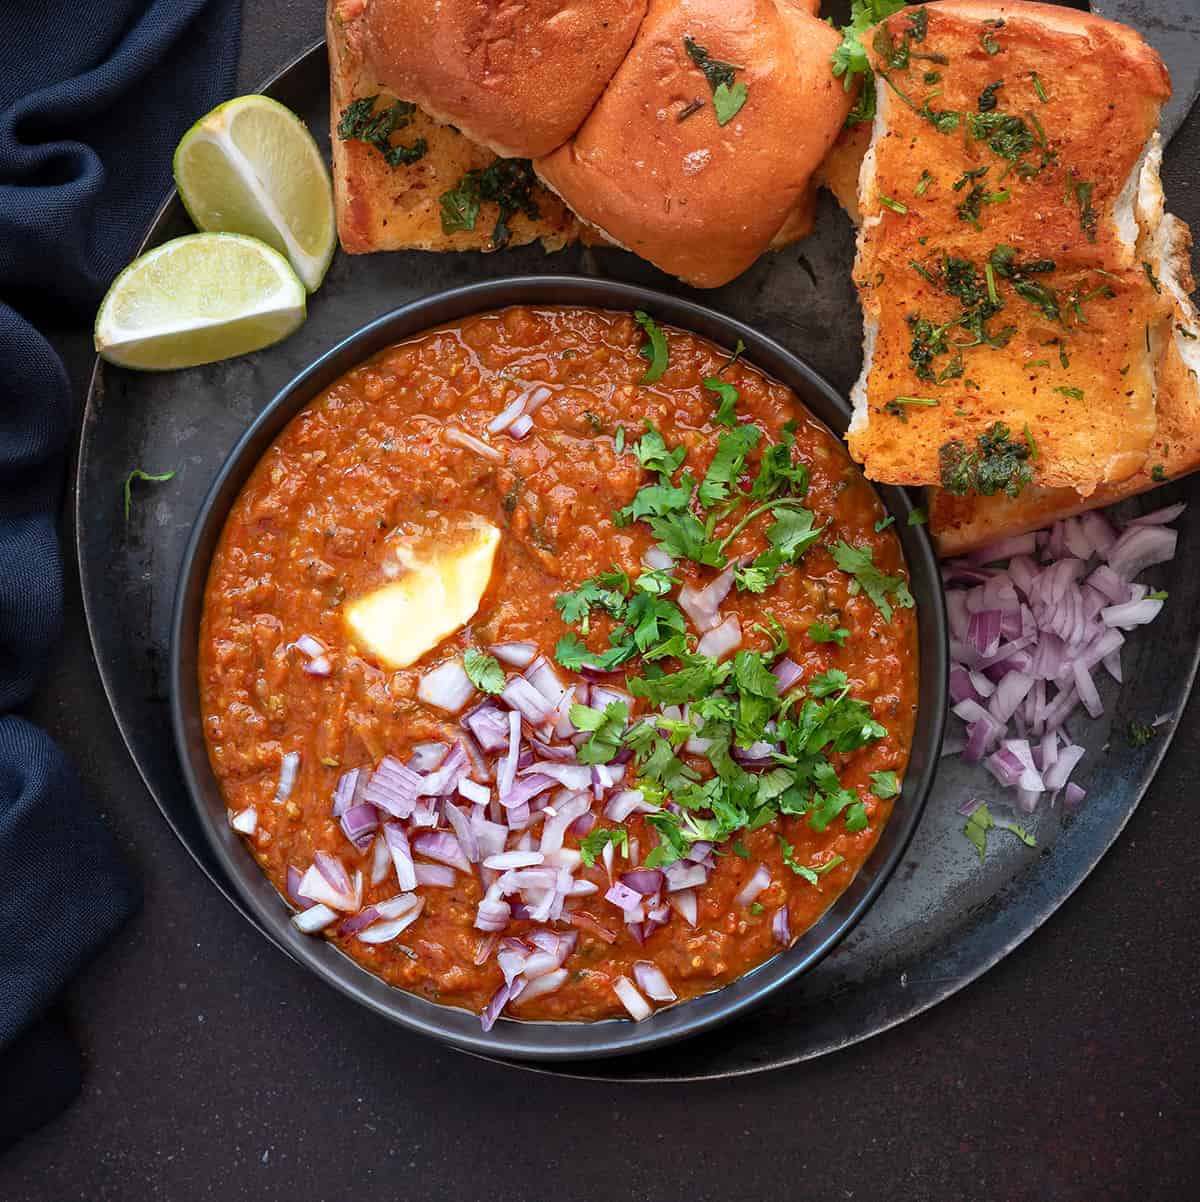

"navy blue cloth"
[0,0,241,1142]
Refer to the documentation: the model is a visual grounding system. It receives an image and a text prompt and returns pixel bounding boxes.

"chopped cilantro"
[1151,464,1167,483]
[698,425,761,507]
[963,802,1036,861]
[123,468,175,520]
[1143,261,1162,294]
[1030,71,1048,102]
[633,311,669,383]
[915,169,934,197]
[809,621,850,647]
[874,515,895,532]
[570,700,629,764]
[938,422,1034,500]
[463,648,505,694]
[830,540,914,622]
[704,377,740,428]
[908,507,928,526]
[579,826,629,868]
[870,770,900,799]
[879,192,908,215]
[831,0,907,125]
[439,158,539,248]
[683,37,747,126]
[1054,385,1084,400]
[1126,720,1156,749]
[732,839,751,859]
[337,97,427,167]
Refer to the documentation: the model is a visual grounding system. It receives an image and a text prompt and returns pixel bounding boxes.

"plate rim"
[72,35,1200,1079]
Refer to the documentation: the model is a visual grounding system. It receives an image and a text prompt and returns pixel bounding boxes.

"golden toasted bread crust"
[931,210,1200,556]
[533,0,851,288]
[846,0,1173,494]
[339,0,646,159]
[328,3,578,255]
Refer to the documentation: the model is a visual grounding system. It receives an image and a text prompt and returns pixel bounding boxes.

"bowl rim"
[169,275,948,1061]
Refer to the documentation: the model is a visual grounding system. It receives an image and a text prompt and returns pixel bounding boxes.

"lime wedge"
[94,233,306,370]
[174,95,335,292]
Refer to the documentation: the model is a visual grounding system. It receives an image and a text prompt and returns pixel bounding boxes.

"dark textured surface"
[1,3,1199,1198]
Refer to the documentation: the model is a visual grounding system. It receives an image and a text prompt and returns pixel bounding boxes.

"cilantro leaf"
[704,377,740,428]
[963,802,1037,861]
[554,632,633,674]
[698,425,760,508]
[830,540,914,622]
[579,826,628,867]
[713,81,747,126]
[647,511,726,566]
[629,656,730,707]
[780,836,847,884]
[616,474,695,525]
[633,311,669,383]
[831,0,908,123]
[555,574,628,632]
[122,467,176,520]
[632,425,686,479]
[870,770,901,799]
[463,648,505,694]
[809,621,849,646]
[570,701,629,764]
[808,669,849,698]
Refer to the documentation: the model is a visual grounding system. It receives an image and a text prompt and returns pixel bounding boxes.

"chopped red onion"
[633,961,677,1002]
[364,756,421,819]
[539,793,590,854]
[605,881,644,912]
[1126,501,1186,527]
[678,567,734,633]
[412,831,471,873]
[696,613,742,660]
[407,741,449,772]
[229,806,257,835]
[1043,743,1085,792]
[620,868,664,895]
[1064,782,1087,806]
[358,896,424,943]
[293,903,338,933]
[643,547,675,571]
[667,889,698,926]
[485,850,546,869]
[339,802,379,851]
[1106,524,1176,580]
[513,967,568,1004]
[488,394,528,434]
[604,788,655,822]
[501,675,555,725]
[1100,598,1163,628]
[613,976,652,1021]
[772,657,804,693]
[303,655,332,677]
[508,413,534,439]
[491,641,537,668]
[445,425,502,462]
[521,760,591,790]
[368,834,391,885]
[274,751,300,803]
[383,822,417,891]
[663,861,707,891]
[771,905,791,946]
[418,657,476,713]
[734,864,771,907]
[414,862,457,887]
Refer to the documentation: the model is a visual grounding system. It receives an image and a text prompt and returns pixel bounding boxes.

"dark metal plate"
[75,33,1200,1080]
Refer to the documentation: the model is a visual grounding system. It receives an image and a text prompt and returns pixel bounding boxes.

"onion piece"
[613,976,652,1021]
[412,831,471,873]
[1126,501,1186,527]
[734,864,771,908]
[633,961,677,1003]
[368,834,391,886]
[485,850,546,869]
[667,889,698,927]
[274,751,300,803]
[643,547,674,571]
[491,641,537,668]
[414,862,457,887]
[293,903,338,933]
[407,741,449,772]
[383,822,417,891]
[418,658,475,713]
[696,614,742,660]
[1105,524,1176,580]
[444,425,502,462]
[512,968,569,1004]
[678,568,735,634]
[358,896,425,944]
[229,807,257,835]
[772,657,804,693]
[772,906,791,946]
[488,394,527,433]
[363,756,421,820]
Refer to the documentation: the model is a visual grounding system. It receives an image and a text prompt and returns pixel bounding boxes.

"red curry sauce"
[199,305,918,1023]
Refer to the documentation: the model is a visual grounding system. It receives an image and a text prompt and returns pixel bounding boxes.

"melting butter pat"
[344,518,500,669]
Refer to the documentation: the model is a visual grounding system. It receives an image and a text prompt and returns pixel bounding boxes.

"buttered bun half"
[335,0,647,159]
[534,0,851,288]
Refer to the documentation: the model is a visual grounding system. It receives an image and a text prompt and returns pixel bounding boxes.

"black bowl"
[170,275,948,1061]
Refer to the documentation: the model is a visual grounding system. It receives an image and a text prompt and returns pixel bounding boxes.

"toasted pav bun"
[334,0,647,159]
[534,0,851,288]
